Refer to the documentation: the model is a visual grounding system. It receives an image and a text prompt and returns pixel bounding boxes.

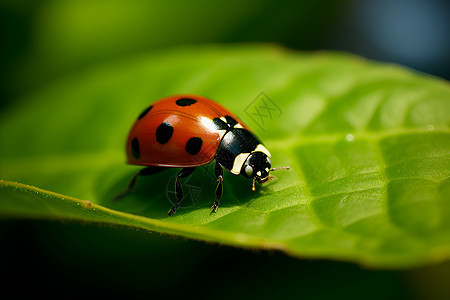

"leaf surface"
[1,45,449,268]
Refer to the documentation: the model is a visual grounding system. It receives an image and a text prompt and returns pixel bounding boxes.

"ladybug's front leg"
[168,167,196,216]
[211,162,223,213]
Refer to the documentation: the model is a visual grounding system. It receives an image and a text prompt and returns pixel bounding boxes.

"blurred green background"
[1,0,449,109]
[1,0,450,297]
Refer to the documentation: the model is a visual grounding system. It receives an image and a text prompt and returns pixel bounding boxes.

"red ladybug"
[115,95,289,215]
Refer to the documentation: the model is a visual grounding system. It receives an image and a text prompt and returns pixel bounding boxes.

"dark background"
[1,0,450,297]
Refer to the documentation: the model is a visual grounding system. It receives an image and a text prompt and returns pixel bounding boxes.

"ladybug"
[115,95,289,215]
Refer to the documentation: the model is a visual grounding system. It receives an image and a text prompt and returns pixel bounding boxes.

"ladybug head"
[240,151,291,191]
[241,152,272,188]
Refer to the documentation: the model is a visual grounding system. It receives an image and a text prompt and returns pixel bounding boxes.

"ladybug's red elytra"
[115,95,289,215]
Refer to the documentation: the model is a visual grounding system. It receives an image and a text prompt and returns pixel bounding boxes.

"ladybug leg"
[113,166,166,201]
[211,162,223,213]
[168,167,196,216]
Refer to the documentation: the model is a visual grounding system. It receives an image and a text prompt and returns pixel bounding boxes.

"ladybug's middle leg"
[211,162,223,213]
[168,167,196,216]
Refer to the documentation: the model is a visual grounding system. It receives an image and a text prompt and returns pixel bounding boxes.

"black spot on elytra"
[131,137,140,159]
[185,137,203,155]
[213,116,239,130]
[138,105,153,120]
[176,98,197,106]
[213,117,228,130]
[156,122,174,144]
[224,115,238,127]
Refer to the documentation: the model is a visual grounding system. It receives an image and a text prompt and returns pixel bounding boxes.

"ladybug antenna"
[270,166,290,171]
[252,178,256,191]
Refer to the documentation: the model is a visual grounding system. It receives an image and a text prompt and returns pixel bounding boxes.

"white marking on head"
[234,123,244,128]
[256,171,262,176]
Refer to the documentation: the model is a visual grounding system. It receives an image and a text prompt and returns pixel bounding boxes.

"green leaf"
[1,45,449,268]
